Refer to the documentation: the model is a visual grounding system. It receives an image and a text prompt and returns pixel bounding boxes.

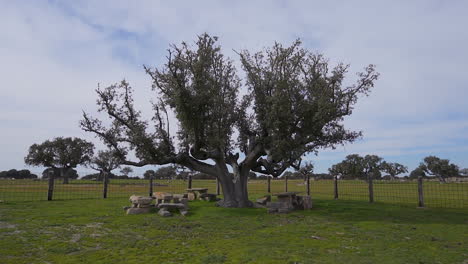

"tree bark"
[215,167,252,208]
[61,168,69,184]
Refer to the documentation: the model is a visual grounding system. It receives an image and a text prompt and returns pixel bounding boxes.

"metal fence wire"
[0,177,467,209]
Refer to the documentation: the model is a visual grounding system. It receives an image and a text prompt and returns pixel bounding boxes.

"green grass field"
[1,198,467,263]
[1,179,467,208]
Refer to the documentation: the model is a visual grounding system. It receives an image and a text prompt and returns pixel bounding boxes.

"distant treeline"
[0,169,38,179]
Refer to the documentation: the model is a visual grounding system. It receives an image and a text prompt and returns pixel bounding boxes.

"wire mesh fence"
[1,177,467,208]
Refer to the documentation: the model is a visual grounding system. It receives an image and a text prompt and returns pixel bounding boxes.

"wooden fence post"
[306,175,310,196]
[334,176,339,200]
[216,178,220,195]
[285,175,288,192]
[149,176,153,197]
[47,172,54,201]
[267,177,271,193]
[417,176,425,208]
[103,171,109,199]
[368,176,374,203]
[188,175,192,189]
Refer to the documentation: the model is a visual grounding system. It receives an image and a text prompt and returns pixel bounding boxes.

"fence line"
[0,177,467,208]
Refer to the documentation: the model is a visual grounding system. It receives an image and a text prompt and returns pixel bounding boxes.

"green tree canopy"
[81,33,378,207]
[381,162,408,180]
[418,156,459,183]
[25,137,94,184]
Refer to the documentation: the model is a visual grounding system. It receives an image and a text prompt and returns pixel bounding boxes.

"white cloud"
[1,0,467,176]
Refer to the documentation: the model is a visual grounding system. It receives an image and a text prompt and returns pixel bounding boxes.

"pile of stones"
[153,192,189,217]
[186,188,218,202]
[125,195,154,215]
[262,193,312,214]
[124,193,190,217]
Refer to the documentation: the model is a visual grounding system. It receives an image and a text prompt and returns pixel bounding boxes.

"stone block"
[278,208,293,214]
[179,209,189,216]
[126,207,152,215]
[267,208,278,214]
[266,202,292,209]
[180,198,188,208]
[157,203,187,210]
[158,209,172,217]
[301,195,312,210]
[256,195,271,205]
[187,192,196,201]
[129,195,153,206]
[199,193,217,202]
[153,192,173,200]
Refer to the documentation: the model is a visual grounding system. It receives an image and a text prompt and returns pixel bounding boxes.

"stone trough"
[265,192,312,214]
[126,195,154,215]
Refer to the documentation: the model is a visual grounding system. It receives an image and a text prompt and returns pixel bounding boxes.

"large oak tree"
[81,34,378,207]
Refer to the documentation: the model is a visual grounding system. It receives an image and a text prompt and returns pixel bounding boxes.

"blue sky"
[1,0,467,177]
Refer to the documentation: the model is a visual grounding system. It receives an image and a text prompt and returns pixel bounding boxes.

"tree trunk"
[215,168,252,208]
[438,175,447,183]
[61,168,69,184]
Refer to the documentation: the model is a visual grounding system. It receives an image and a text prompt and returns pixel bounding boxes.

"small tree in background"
[154,166,178,180]
[460,168,468,177]
[418,156,459,183]
[25,137,94,184]
[143,170,156,180]
[362,155,383,182]
[329,154,365,179]
[120,167,134,178]
[381,162,408,180]
[90,150,121,181]
[409,167,426,179]
[298,162,314,181]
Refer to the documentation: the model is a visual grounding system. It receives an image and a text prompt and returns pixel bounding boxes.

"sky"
[1,0,467,177]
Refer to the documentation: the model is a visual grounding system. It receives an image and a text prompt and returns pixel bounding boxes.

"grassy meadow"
[1,198,467,264]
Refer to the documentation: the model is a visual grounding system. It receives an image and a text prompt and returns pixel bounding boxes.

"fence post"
[149,176,153,197]
[103,171,109,199]
[47,171,54,201]
[188,175,192,189]
[216,177,220,195]
[267,177,271,193]
[417,176,425,208]
[368,176,374,203]
[334,176,339,199]
[306,175,310,196]
[285,175,288,192]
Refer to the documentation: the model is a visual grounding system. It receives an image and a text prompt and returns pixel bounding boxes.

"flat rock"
[199,193,217,201]
[153,192,173,200]
[252,203,266,209]
[267,208,278,214]
[256,195,271,205]
[186,188,208,192]
[126,207,152,215]
[278,208,293,214]
[129,195,153,205]
[157,203,187,210]
[187,192,196,201]
[266,202,292,209]
[158,209,172,217]
[173,194,187,199]
[179,210,189,216]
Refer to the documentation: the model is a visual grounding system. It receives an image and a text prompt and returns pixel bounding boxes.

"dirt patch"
[0,221,16,229]
[70,234,81,243]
